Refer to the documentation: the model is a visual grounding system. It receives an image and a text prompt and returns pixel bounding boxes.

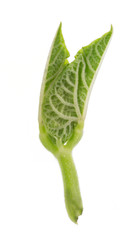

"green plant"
[38,23,113,223]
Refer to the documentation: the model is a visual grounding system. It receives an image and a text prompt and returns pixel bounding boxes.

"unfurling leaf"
[38,23,113,223]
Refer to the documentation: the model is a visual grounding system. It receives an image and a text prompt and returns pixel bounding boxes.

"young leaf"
[38,23,113,223]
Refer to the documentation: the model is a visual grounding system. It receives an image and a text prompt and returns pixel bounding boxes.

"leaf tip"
[59,21,62,28]
[110,24,113,34]
[57,22,62,33]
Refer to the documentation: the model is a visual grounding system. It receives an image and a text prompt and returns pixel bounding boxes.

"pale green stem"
[56,150,83,223]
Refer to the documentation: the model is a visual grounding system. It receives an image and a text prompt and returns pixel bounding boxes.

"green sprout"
[38,23,113,223]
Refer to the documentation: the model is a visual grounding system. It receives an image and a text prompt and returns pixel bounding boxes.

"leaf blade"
[39,25,113,145]
[39,23,70,125]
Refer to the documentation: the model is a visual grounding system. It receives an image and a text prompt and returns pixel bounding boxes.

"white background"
[0,0,138,239]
